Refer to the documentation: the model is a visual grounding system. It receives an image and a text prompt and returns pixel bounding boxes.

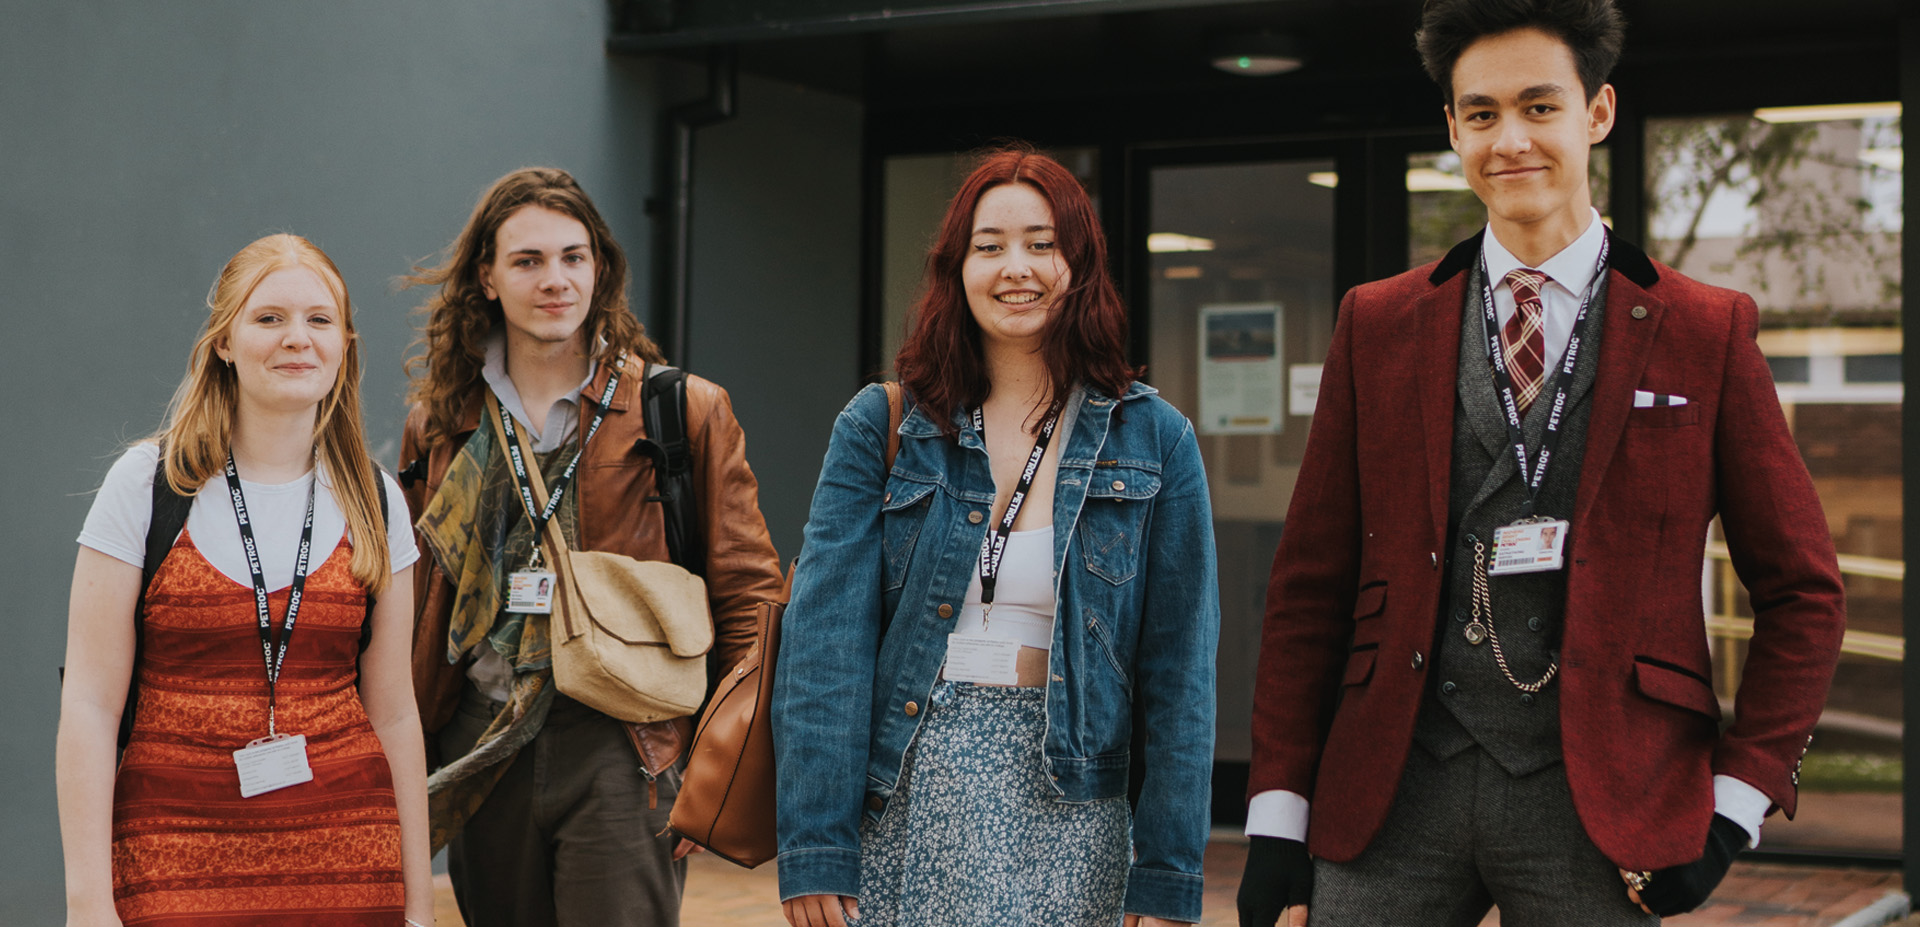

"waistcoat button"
[1455,608,1470,623]
[938,604,953,618]
[1520,694,1537,707]
[1527,616,1544,632]
[968,511,984,524]
[1462,533,1478,549]
[904,701,919,717]
[1441,681,1458,695]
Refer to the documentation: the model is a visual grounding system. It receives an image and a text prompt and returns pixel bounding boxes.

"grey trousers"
[1312,744,1659,927]
[438,685,687,927]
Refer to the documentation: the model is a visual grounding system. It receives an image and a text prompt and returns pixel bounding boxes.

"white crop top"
[949,525,1057,651]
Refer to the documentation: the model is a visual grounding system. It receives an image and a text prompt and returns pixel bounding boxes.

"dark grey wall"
[685,73,865,561]
[3,4,859,922]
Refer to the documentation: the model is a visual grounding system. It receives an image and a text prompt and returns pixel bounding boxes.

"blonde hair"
[155,234,391,595]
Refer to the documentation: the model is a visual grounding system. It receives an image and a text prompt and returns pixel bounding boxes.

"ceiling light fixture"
[1306,169,1473,192]
[1210,33,1305,77]
[1148,233,1217,253]
[1753,101,1900,124]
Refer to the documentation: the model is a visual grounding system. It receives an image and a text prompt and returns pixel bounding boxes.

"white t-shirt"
[78,442,419,590]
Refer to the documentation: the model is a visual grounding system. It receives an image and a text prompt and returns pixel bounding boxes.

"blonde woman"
[56,235,433,926]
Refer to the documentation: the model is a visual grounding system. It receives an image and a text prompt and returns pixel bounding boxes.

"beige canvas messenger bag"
[489,391,711,724]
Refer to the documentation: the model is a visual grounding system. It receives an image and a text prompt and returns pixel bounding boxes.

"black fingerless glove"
[1236,836,1313,927]
[1639,813,1747,916]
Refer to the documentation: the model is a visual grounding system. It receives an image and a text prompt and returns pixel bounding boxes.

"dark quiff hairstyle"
[405,167,664,445]
[894,144,1139,435]
[1416,0,1626,104]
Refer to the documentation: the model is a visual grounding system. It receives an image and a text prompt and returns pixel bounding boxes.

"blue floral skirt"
[857,682,1131,927]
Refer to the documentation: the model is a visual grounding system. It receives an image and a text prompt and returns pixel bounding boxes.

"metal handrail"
[1704,542,1905,700]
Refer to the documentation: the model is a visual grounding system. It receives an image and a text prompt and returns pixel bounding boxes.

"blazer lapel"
[1573,233,1664,526]
[1420,269,1470,552]
[1458,259,1515,461]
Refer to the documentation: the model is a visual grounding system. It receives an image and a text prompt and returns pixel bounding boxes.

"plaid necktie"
[1501,268,1549,416]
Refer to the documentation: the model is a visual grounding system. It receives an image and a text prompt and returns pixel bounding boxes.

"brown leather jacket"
[399,361,783,775]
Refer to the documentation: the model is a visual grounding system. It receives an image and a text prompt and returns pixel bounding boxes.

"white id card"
[944,634,1022,686]
[506,570,557,614]
[234,733,314,798]
[1489,519,1570,575]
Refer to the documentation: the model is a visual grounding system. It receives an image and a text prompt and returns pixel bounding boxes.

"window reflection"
[1648,105,1904,855]
[1146,159,1336,810]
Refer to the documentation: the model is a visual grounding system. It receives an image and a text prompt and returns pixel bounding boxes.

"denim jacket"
[773,381,1220,922]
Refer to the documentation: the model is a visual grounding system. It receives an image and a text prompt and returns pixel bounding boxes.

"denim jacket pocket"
[1077,466,1163,585]
[881,477,937,592]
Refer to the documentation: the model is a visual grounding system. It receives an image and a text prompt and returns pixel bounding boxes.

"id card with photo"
[1489,519,1570,575]
[505,570,557,614]
[234,733,313,798]
[944,634,1021,686]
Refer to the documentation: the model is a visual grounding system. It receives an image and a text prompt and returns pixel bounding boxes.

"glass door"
[1645,103,1904,858]
[1139,154,1340,816]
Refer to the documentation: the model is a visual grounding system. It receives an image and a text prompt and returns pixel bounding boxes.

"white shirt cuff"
[1245,790,1310,841]
[1713,774,1769,849]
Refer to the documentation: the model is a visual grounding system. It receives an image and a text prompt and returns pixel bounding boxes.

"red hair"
[894,145,1138,435]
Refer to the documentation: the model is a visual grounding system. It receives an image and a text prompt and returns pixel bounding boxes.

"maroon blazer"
[1249,232,1846,870]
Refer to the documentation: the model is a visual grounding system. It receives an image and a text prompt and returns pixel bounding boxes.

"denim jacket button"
[884,492,892,503]
[904,701,920,717]
[1111,480,1126,491]
[938,604,954,618]
[868,795,884,811]
[968,511,984,524]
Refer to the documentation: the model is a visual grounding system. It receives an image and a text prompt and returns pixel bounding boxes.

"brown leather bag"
[670,383,904,867]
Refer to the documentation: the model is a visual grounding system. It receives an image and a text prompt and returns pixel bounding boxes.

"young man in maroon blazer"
[1236,1,1846,924]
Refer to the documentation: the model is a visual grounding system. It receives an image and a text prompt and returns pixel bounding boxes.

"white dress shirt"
[1481,208,1607,374]
[1246,211,1772,851]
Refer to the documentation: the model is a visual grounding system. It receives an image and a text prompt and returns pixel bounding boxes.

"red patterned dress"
[111,530,404,925]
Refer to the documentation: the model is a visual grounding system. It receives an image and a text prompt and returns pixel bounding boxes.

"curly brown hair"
[404,167,663,445]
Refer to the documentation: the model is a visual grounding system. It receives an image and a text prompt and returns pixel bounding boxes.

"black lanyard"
[972,405,1060,617]
[225,453,317,738]
[495,359,624,563]
[1479,235,1609,519]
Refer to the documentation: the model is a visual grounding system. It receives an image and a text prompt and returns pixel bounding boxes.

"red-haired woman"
[56,235,432,926]
[773,146,1220,927]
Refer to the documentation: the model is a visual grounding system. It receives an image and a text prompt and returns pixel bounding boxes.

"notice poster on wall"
[1198,303,1284,435]
[1289,364,1323,417]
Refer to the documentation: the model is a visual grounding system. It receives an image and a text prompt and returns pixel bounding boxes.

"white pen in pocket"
[1633,390,1688,408]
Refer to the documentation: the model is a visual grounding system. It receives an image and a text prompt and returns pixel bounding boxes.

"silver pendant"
[1464,621,1487,646]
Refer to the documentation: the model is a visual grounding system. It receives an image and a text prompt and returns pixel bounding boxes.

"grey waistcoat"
[1411,258,1610,777]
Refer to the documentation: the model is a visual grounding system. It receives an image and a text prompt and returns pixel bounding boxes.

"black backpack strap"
[358,473,390,655]
[127,447,194,750]
[634,362,705,577]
